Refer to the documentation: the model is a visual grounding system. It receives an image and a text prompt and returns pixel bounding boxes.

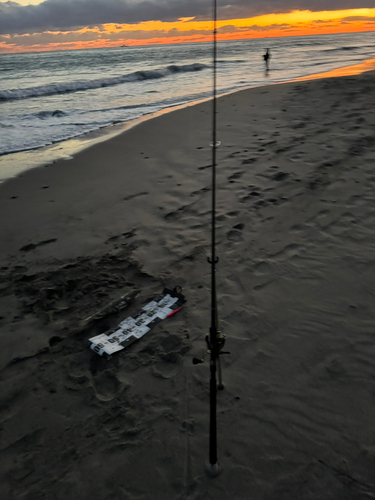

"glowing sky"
[0,0,374,53]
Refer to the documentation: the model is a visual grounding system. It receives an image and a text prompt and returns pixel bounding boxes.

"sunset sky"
[0,0,375,53]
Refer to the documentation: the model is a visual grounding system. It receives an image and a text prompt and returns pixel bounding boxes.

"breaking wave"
[35,110,67,119]
[0,63,208,102]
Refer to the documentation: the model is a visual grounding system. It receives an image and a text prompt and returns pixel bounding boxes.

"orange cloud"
[91,8,375,34]
[1,8,375,53]
[92,8,375,46]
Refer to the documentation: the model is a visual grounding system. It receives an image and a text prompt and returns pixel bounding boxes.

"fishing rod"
[192,0,228,475]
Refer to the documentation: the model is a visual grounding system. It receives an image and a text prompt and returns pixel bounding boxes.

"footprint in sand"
[239,190,262,203]
[180,419,195,435]
[20,239,57,252]
[227,151,245,159]
[49,336,64,347]
[152,362,180,379]
[291,121,306,130]
[164,206,187,221]
[289,152,305,162]
[92,371,121,402]
[123,192,148,202]
[273,172,289,181]
[253,260,272,275]
[254,200,269,209]
[242,158,257,165]
[190,186,210,196]
[317,209,330,217]
[105,229,136,244]
[227,223,244,241]
[269,243,301,259]
[228,171,244,182]
[290,224,304,233]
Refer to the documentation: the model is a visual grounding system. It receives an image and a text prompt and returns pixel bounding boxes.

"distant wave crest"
[323,46,358,53]
[217,59,246,64]
[0,63,208,102]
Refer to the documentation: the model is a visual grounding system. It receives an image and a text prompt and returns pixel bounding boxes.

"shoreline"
[1,56,375,184]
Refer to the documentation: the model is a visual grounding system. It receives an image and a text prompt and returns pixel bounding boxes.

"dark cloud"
[215,0,375,19]
[0,0,372,35]
[217,22,291,34]
[343,16,375,21]
[2,0,205,34]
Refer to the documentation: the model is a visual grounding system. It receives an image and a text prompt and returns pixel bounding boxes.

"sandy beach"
[1,69,375,499]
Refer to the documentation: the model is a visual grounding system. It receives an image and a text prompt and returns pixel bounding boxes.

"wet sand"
[1,70,375,499]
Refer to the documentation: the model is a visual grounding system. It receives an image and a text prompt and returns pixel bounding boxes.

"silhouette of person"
[263,48,271,71]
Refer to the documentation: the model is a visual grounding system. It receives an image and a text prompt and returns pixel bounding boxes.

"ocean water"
[1,31,375,173]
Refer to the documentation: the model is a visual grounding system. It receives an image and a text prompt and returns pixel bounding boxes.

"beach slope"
[1,71,375,499]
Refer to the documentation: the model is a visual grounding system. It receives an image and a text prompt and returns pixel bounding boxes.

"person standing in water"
[263,48,271,71]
